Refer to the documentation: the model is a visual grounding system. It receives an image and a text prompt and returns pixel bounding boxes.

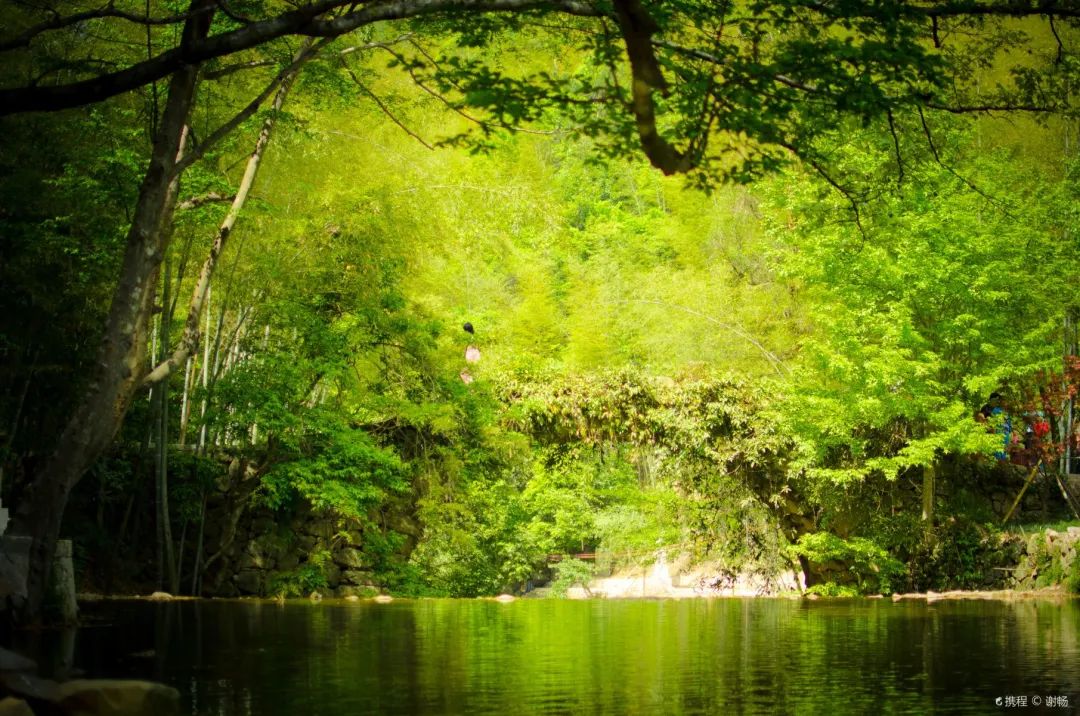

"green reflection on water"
[21,597,1080,715]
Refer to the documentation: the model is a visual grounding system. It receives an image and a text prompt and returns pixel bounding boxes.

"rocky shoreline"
[0,647,179,716]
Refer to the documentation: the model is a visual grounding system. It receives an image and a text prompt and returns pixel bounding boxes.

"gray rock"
[277,553,300,572]
[57,679,180,716]
[341,570,373,586]
[324,562,341,589]
[333,548,366,570]
[0,648,35,673]
[0,672,61,703]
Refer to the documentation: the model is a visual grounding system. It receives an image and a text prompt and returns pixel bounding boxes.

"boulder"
[372,594,393,604]
[235,570,263,595]
[241,539,275,570]
[341,570,373,586]
[0,698,33,716]
[57,679,180,716]
[323,562,341,589]
[333,548,365,570]
[0,672,60,703]
[0,648,35,673]
[276,553,300,572]
[147,592,173,601]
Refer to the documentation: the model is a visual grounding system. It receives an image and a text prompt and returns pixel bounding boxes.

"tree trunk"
[921,462,935,534]
[7,0,214,624]
[142,38,316,388]
[156,256,178,594]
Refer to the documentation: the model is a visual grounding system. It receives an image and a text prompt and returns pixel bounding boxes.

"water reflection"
[12,597,1080,715]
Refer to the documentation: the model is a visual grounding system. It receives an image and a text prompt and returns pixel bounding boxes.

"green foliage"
[804,583,860,598]
[269,549,332,597]
[768,127,1076,491]
[549,558,595,598]
[1066,557,1080,595]
[789,532,905,595]
[5,5,1078,603]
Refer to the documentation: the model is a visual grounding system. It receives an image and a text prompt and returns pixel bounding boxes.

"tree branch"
[174,37,330,175]
[612,0,692,175]
[0,4,201,53]
[202,59,275,80]
[177,192,237,210]
[374,42,554,135]
[886,108,904,186]
[144,41,313,388]
[778,139,867,239]
[917,105,1015,217]
[0,0,603,115]
[341,62,434,150]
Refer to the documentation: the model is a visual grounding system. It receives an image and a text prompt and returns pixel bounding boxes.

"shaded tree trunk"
[156,256,177,593]
[7,1,214,624]
[922,462,936,535]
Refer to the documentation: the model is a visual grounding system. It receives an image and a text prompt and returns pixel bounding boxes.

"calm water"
[13,597,1080,714]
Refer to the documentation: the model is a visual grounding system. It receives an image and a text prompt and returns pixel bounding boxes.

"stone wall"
[197,483,426,599]
[1009,526,1080,591]
[201,503,385,598]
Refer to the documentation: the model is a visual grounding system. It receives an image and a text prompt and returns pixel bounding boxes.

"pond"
[13,597,1080,714]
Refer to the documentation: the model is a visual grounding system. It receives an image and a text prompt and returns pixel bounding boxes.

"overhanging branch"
[0,0,603,116]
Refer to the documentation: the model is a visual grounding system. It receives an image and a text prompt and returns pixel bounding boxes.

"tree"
[1,0,1077,621]
[767,123,1077,527]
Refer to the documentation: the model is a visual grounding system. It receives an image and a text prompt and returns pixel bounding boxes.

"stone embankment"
[201,499,411,599]
[0,648,178,716]
[1008,526,1080,591]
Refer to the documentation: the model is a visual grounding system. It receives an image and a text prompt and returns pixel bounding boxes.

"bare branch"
[924,101,1059,114]
[778,139,867,239]
[203,60,275,80]
[177,192,237,210]
[374,42,554,135]
[1050,14,1065,65]
[886,108,904,186]
[917,105,1015,217]
[0,4,201,53]
[341,63,434,150]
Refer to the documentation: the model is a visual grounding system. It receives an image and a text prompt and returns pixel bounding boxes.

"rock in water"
[0,648,35,673]
[373,594,393,604]
[0,698,33,716]
[0,672,60,703]
[147,591,173,601]
[57,679,180,716]
[494,594,516,603]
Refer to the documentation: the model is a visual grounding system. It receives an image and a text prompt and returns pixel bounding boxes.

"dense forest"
[1,0,1079,625]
